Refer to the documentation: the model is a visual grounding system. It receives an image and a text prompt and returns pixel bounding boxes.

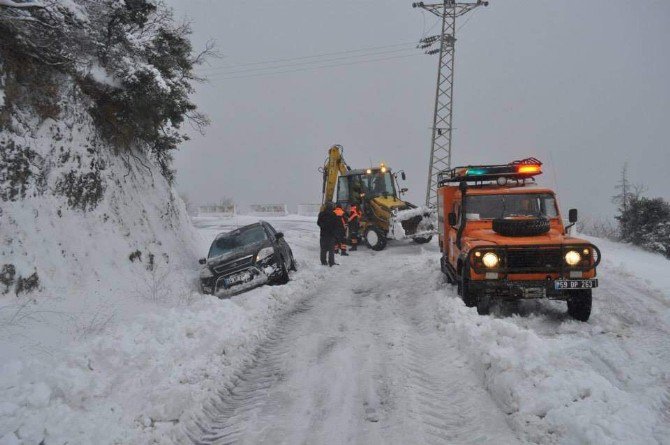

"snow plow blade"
[388,206,437,240]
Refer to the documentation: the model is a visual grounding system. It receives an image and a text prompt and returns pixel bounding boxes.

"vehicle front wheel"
[567,289,592,321]
[365,227,387,251]
[274,258,290,285]
[458,274,477,308]
[476,295,491,315]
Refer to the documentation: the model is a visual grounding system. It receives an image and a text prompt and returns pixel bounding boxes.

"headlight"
[482,252,500,268]
[256,247,275,263]
[565,250,581,266]
[199,267,213,279]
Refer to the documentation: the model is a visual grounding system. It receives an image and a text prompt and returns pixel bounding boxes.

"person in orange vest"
[333,204,348,256]
[347,204,362,251]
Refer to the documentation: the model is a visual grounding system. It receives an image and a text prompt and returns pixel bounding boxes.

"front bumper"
[469,278,598,300]
[201,256,282,297]
[214,269,269,298]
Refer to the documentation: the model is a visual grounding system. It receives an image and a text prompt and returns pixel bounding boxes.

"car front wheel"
[275,258,290,284]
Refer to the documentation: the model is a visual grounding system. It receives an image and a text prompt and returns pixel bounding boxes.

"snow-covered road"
[179,241,517,444]
[176,216,670,445]
[3,215,667,444]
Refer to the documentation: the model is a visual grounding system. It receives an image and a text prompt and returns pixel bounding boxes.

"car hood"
[207,240,272,268]
[464,228,590,247]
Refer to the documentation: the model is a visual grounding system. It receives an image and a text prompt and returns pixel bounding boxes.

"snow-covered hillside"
[2,215,668,444]
[0,92,200,353]
[1,0,204,359]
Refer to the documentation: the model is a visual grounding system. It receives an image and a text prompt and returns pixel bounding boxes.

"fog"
[167,0,670,219]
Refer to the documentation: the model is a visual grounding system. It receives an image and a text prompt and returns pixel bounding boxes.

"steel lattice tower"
[413,1,488,205]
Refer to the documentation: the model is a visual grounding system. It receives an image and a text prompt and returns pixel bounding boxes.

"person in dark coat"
[317,202,339,266]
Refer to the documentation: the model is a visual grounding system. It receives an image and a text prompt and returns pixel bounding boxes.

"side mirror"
[568,208,578,223]
[275,232,284,239]
[198,258,207,265]
[448,212,457,226]
[401,172,406,181]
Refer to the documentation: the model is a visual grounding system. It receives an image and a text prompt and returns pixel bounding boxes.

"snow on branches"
[0,0,212,181]
[0,0,43,8]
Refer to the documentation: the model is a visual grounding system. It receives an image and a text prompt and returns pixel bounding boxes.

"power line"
[207,52,422,81]
[205,47,418,77]
[200,41,419,72]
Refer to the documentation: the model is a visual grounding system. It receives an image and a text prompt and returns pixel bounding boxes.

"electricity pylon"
[413,1,488,206]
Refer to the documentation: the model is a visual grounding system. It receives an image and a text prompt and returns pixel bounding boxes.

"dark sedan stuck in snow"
[199,221,296,297]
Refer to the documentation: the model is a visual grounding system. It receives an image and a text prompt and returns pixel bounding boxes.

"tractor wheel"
[413,235,432,244]
[567,289,592,321]
[365,227,387,251]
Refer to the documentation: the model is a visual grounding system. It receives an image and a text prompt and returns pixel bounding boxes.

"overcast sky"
[167,0,669,219]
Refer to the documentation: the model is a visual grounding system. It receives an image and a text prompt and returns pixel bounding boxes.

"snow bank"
[0,215,321,444]
[0,101,199,357]
[0,72,204,442]
[0,271,318,444]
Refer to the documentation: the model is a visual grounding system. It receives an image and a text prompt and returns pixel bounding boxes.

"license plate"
[554,279,598,290]
[224,272,251,287]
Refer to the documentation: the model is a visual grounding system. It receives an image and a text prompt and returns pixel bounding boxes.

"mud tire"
[458,274,477,308]
[567,289,592,321]
[492,217,550,237]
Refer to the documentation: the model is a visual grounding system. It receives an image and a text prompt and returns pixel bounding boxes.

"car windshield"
[208,225,267,258]
[362,171,395,198]
[465,193,558,220]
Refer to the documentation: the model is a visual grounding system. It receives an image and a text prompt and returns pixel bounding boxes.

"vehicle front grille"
[213,255,254,275]
[506,248,562,271]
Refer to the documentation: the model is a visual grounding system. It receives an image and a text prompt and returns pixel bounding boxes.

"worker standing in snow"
[347,204,362,251]
[317,202,339,266]
[333,204,348,256]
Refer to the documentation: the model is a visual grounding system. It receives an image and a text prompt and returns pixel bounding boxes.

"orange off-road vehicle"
[437,158,600,321]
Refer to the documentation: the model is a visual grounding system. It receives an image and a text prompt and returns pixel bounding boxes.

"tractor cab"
[335,164,404,208]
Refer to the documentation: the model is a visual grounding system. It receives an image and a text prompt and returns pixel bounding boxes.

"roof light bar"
[438,157,543,184]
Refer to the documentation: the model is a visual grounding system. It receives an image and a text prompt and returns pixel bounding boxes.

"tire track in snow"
[390,266,521,445]
[176,247,520,445]
[176,295,316,444]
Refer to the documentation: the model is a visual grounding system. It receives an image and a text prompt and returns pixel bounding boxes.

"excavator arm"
[321,144,349,207]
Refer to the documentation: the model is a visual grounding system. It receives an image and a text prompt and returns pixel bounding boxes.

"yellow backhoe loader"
[320,145,435,250]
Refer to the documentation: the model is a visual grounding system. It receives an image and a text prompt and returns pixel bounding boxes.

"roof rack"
[438,157,543,185]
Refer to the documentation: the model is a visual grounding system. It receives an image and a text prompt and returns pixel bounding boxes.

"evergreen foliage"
[0,0,210,182]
